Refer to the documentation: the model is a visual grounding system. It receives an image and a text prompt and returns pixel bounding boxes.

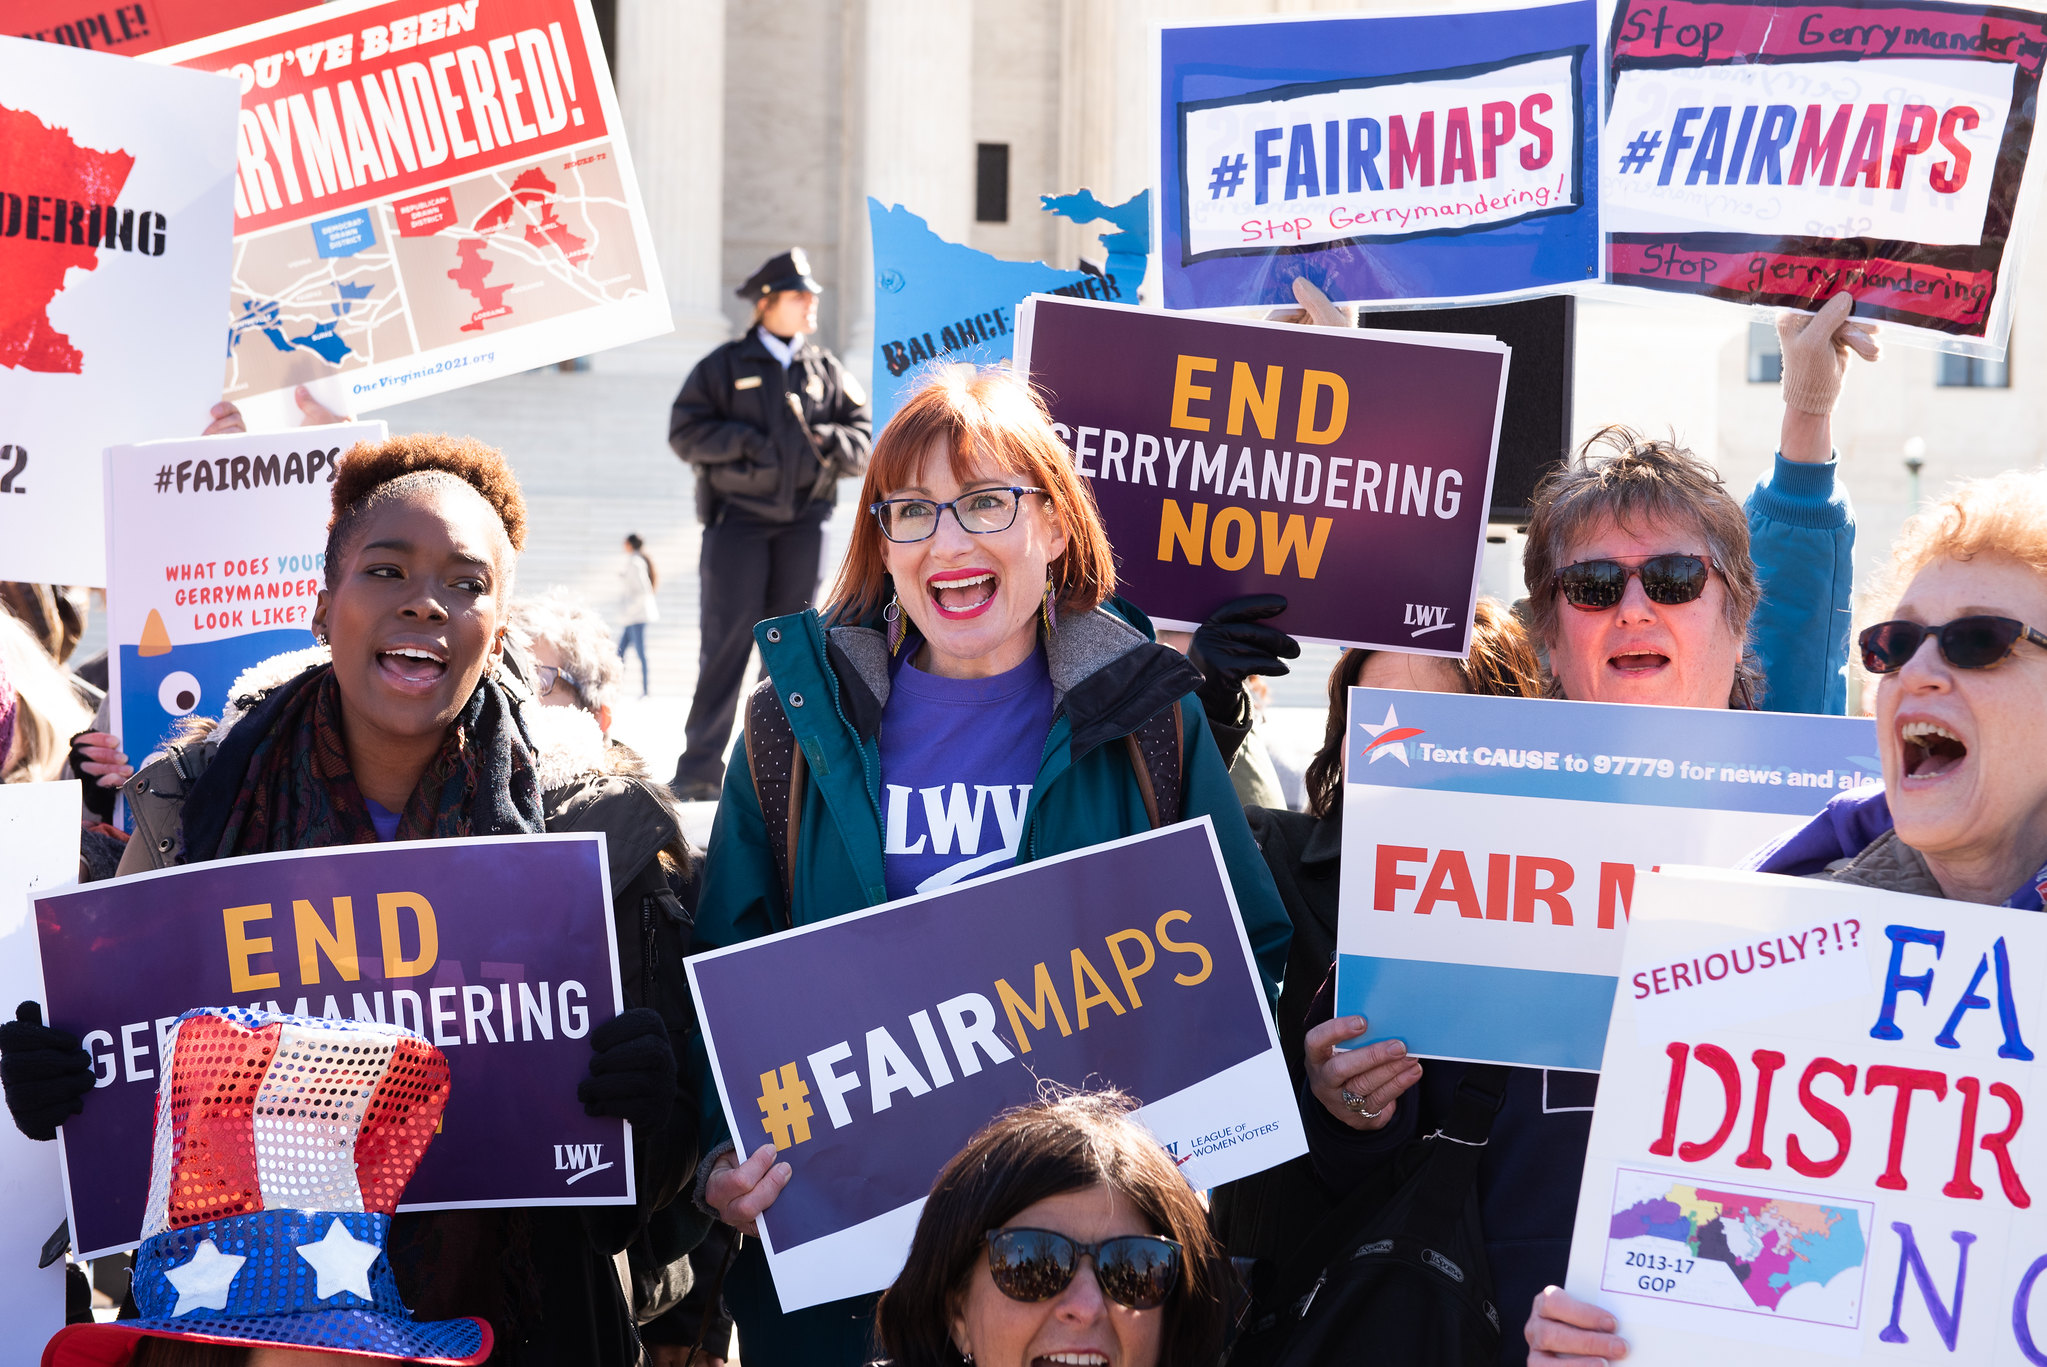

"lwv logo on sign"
[1405,603,1456,638]
[554,1143,613,1184]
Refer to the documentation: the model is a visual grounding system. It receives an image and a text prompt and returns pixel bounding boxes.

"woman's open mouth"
[1901,719,1969,780]
[1608,650,1670,676]
[929,571,997,619]
[376,645,448,693]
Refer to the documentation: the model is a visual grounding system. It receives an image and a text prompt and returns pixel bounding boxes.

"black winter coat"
[668,329,872,525]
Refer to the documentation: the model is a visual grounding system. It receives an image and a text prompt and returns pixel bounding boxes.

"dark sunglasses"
[1553,554,1717,611]
[1858,616,2047,674]
[984,1228,1181,1310]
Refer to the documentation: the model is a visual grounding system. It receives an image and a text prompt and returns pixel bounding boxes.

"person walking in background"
[665,248,872,801]
[618,532,659,697]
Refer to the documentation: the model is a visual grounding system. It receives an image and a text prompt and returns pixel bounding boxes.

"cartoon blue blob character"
[120,616,314,761]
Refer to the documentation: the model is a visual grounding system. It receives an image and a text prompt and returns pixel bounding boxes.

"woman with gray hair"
[512,589,626,735]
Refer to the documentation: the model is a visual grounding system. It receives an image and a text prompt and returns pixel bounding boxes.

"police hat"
[738,248,823,300]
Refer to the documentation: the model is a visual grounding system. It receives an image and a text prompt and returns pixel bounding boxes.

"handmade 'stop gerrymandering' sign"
[0,36,240,587]
[1014,295,1508,656]
[105,422,385,766]
[1604,0,2047,350]
[0,784,79,1367]
[149,0,669,427]
[1158,0,1601,309]
[688,821,1306,1312]
[1337,688,1876,1070]
[1567,866,2047,1362]
[35,834,630,1258]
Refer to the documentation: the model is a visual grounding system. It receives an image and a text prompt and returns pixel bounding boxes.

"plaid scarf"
[181,662,545,860]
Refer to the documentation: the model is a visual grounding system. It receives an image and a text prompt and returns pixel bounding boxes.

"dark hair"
[625,533,659,590]
[873,1089,1227,1367]
[825,365,1116,625]
[128,1337,250,1366]
[325,434,529,589]
[1521,425,1760,705]
[1304,598,1543,820]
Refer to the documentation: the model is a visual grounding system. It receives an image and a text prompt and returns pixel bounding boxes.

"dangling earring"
[1041,575,1058,638]
[885,590,905,656]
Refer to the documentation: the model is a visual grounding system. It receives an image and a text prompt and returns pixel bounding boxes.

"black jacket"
[668,329,872,525]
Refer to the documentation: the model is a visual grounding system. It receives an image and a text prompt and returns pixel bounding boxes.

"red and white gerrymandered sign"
[1602,0,2047,350]
[149,0,670,427]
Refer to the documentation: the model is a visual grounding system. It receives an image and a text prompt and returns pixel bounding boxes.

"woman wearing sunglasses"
[874,1089,1230,1367]
[688,365,1291,1367]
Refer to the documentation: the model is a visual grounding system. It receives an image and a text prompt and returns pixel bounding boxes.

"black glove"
[0,1002,94,1142]
[1188,595,1300,725]
[66,732,117,824]
[577,1007,677,1131]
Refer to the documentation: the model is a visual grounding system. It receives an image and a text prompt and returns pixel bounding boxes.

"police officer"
[667,248,872,800]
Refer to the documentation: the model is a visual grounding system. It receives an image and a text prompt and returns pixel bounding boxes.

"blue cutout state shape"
[868,191,1148,430]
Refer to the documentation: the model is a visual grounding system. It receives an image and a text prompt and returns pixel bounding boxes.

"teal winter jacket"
[1748,453,1855,715]
[687,598,1291,1367]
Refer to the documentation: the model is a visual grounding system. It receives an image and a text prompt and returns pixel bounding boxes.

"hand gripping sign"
[1337,687,1876,1071]
[1158,0,1602,309]
[33,834,630,1258]
[1013,294,1508,656]
[1603,0,2047,351]
[1567,867,2047,1362]
[687,820,1306,1312]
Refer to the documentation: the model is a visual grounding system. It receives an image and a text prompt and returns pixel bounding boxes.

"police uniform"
[667,249,872,799]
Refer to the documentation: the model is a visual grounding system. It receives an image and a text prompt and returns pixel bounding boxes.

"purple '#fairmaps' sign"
[34,834,630,1258]
[1015,294,1508,657]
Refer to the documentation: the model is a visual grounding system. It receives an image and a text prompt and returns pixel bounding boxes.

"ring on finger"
[1339,1087,1383,1119]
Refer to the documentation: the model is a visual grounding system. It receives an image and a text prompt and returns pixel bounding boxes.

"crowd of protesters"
[6,271,2047,1367]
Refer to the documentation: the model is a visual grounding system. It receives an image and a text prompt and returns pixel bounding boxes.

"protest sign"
[1567,866,2047,1362]
[1013,294,1508,655]
[688,819,1305,1311]
[0,784,79,1364]
[869,192,1146,430]
[0,36,239,586]
[149,0,670,427]
[1337,687,1876,1070]
[104,422,385,766]
[1157,0,1601,310]
[1604,0,2047,351]
[15,1,316,55]
[34,833,630,1258]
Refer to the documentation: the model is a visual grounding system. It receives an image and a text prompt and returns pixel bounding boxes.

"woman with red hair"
[688,364,1291,1367]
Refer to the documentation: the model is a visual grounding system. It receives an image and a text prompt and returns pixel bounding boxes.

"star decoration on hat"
[297,1217,381,1302]
[165,1238,246,1316]
[1358,704,1425,766]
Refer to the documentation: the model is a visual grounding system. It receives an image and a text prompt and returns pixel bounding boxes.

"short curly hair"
[1884,469,2047,605]
[325,434,528,589]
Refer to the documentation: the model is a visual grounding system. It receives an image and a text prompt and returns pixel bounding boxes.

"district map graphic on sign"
[0,103,135,373]
[1599,1168,1869,1327]
[225,147,644,399]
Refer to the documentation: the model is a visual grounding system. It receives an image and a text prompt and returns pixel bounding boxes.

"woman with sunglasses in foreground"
[688,365,1290,1367]
[875,1089,1230,1367]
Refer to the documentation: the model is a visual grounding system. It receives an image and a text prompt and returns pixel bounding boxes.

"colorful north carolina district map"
[0,103,134,373]
[1601,1171,1868,1326]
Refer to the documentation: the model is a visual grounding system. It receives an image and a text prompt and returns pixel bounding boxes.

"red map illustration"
[447,239,513,333]
[0,104,134,373]
[474,168,590,264]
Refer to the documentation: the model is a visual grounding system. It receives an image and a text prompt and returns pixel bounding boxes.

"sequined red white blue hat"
[43,1006,489,1366]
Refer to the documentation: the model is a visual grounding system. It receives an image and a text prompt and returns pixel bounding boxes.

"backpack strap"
[1123,700,1185,830]
[742,680,803,931]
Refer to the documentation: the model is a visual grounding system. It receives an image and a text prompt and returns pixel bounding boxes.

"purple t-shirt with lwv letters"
[878,648,1054,900]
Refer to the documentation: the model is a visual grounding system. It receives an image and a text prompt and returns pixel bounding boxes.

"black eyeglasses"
[869,486,1046,543]
[1859,616,2047,674]
[1553,554,1718,611]
[984,1228,1181,1310]
[535,664,582,699]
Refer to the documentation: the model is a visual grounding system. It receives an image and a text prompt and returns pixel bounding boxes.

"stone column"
[613,0,732,363]
[843,0,976,386]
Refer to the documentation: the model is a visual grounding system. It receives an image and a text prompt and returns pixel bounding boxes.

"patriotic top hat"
[44,1006,490,1366]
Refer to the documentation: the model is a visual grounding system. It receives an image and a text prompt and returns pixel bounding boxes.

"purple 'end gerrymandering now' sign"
[1015,294,1508,657]
[34,834,630,1258]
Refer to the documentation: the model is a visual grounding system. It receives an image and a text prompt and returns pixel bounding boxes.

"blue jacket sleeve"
[1746,454,1855,715]
[1176,696,1293,1008]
